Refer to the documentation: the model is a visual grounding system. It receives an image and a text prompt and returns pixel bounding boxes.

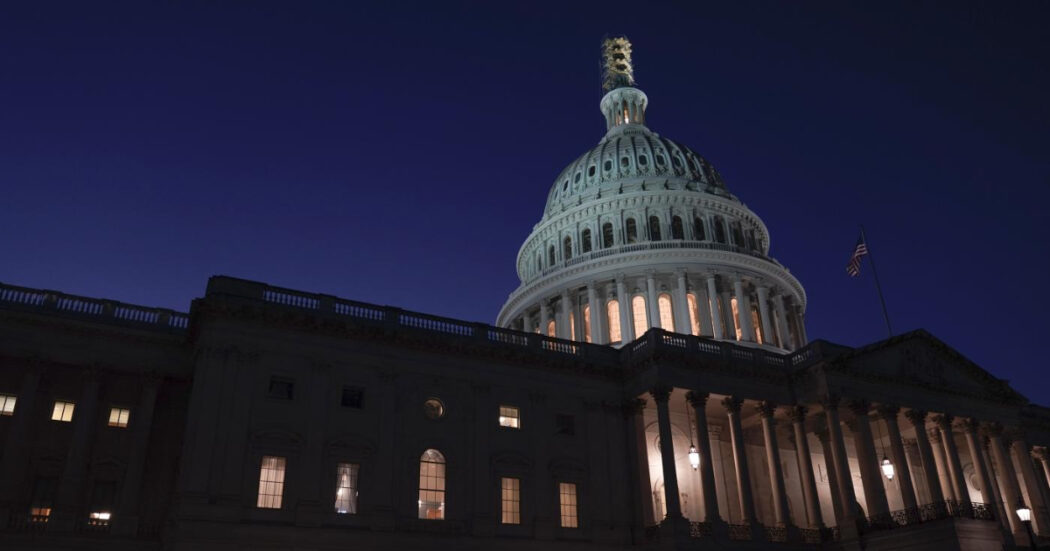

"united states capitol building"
[2,38,1049,550]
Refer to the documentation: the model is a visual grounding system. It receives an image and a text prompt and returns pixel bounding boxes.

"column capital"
[931,413,954,430]
[674,268,687,278]
[846,399,871,416]
[820,394,841,409]
[904,408,928,427]
[982,421,1004,438]
[650,385,672,403]
[756,401,778,419]
[685,390,709,408]
[1032,446,1049,461]
[722,396,743,415]
[927,428,942,444]
[788,405,808,423]
[957,417,981,433]
[875,404,900,419]
[622,398,646,417]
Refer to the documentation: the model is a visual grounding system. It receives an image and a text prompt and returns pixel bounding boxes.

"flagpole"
[861,225,893,337]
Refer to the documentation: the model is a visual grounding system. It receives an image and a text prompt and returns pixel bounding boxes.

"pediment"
[836,330,1026,405]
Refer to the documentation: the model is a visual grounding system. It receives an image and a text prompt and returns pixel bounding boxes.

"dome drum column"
[705,276,724,340]
[756,286,775,347]
[616,276,635,342]
[672,270,691,335]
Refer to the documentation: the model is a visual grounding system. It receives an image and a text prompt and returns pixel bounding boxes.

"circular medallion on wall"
[423,397,445,420]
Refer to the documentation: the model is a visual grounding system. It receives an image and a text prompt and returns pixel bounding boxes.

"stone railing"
[727,523,751,541]
[209,276,622,366]
[862,500,995,534]
[688,521,711,538]
[623,329,827,372]
[0,281,189,332]
[5,512,48,533]
[528,239,781,282]
[765,524,788,542]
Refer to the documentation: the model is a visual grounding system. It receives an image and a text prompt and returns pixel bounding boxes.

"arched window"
[535,254,541,273]
[746,229,757,251]
[602,223,614,248]
[731,221,744,246]
[607,300,621,343]
[751,304,763,344]
[713,216,727,244]
[563,236,572,261]
[730,297,743,340]
[569,311,576,340]
[418,449,446,520]
[686,294,701,336]
[658,293,675,331]
[583,304,591,343]
[693,217,706,241]
[547,320,556,337]
[625,218,638,244]
[632,295,648,337]
[671,216,684,240]
[581,229,592,253]
[548,245,556,266]
[649,216,662,241]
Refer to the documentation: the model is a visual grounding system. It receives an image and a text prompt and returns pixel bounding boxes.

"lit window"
[418,449,446,519]
[29,477,56,524]
[569,311,576,340]
[499,406,520,429]
[88,511,111,523]
[334,462,359,514]
[686,294,701,336]
[108,407,130,428]
[51,401,75,422]
[501,477,521,525]
[658,293,675,331]
[0,394,15,415]
[559,482,578,528]
[88,480,115,525]
[751,305,764,344]
[607,300,621,343]
[730,297,743,340]
[546,320,556,337]
[632,296,648,337]
[583,304,591,343]
[257,456,287,509]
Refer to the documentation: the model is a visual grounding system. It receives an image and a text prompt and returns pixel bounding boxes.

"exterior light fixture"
[685,395,699,470]
[688,444,700,470]
[1017,497,1037,550]
[881,456,895,481]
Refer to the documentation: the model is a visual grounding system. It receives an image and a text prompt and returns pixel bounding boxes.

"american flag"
[846,236,868,277]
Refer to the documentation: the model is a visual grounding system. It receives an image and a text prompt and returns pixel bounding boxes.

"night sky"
[2,3,1047,400]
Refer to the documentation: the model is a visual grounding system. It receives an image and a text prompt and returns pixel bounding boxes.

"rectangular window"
[501,477,520,525]
[29,477,57,523]
[268,377,294,400]
[499,406,520,429]
[88,480,115,526]
[559,482,578,528]
[341,386,364,409]
[107,407,130,428]
[51,401,75,422]
[0,394,16,415]
[556,414,575,436]
[334,462,359,514]
[257,456,287,509]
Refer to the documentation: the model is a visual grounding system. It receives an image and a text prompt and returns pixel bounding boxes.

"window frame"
[51,400,75,423]
[107,406,131,428]
[500,477,521,525]
[558,481,580,529]
[256,455,287,509]
[333,462,360,514]
[417,449,446,520]
[499,405,521,429]
[0,393,16,416]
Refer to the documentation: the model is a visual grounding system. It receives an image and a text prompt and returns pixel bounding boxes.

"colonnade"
[515,271,806,351]
[633,388,1050,545]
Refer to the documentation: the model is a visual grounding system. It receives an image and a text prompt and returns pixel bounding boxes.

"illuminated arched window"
[547,320,556,337]
[632,295,648,337]
[602,223,614,248]
[569,311,576,340]
[583,305,591,343]
[548,245,556,266]
[625,218,638,244]
[418,449,446,520]
[563,237,572,261]
[714,216,727,244]
[649,216,662,241]
[751,303,764,344]
[607,300,621,343]
[671,216,684,240]
[686,293,700,336]
[693,217,706,241]
[658,293,674,331]
[730,297,743,340]
[581,229,592,253]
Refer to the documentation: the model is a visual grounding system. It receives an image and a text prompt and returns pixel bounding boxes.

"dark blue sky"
[2,2,1047,400]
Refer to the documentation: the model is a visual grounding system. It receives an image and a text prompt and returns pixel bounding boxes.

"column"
[987,424,1024,537]
[933,415,969,504]
[694,289,714,337]
[823,396,858,520]
[687,391,721,523]
[757,402,790,526]
[616,276,634,342]
[904,410,945,504]
[961,419,997,515]
[587,282,602,344]
[112,375,161,536]
[773,293,791,349]
[732,278,755,342]
[0,367,42,524]
[673,270,691,335]
[1013,437,1050,535]
[814,426,845,524]
[847,400,891,518]
[794,306,809,345]
[928,429,956,501]
[755,286,775,347]
[645,271,659,331]
[723,397,757,524]
[521,311,531,333]
[51,371,102,532]
[651,386,682,520]
[789,407,823,528]
[558,291,571,340]
[705,276,724,340]
[625,399,656,528]
[979,436,1013,538]
[539,301,550,335]
[878,405,918,511]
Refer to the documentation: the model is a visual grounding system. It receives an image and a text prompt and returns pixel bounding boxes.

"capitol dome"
[497,37,807,351]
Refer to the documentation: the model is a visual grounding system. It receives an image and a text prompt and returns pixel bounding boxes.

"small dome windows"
[656,154,666,166]
[604,160,612,172]
[671,216,684,240]
[574,172,581,183]
[621,157,630,168]
[588,165,595,177]
[562,180,568,192]
[581,229,592,253]
[672,156,682,168]
[638,155,648,166]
